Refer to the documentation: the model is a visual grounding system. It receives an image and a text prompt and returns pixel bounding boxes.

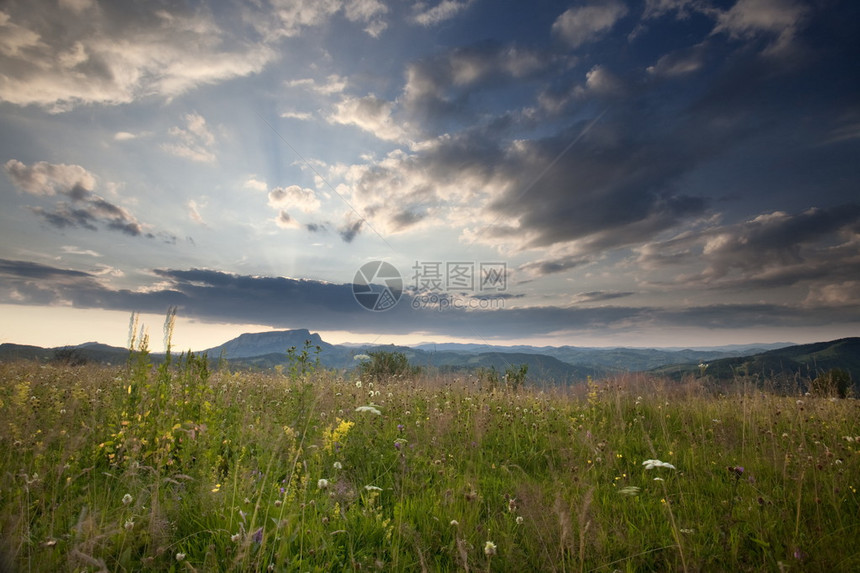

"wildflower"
[728,465,744,478]
[252,527,263,544]
[680,528,695,534]
[516,516,524,525]
[333,461,342,470]
[175,553,186,562]
[211,483,221,493]
[619,486,641,497]
[355,380,363,388]
[355,405,381,415]
[274,499,282,507]
[364,485,382,492]
[122,493,133,506]
[124,520,134,530]
[318,478,329,490]
[643,459,676,470]
[231,533,241,543]
[484,541,497,556]
[450,520,459,526]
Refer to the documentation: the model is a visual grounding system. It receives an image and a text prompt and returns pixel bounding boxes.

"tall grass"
[0,358,858,571]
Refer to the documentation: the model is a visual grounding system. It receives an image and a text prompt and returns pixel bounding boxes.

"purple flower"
[394,442,402,450]
[397,424,404,432]
[252,527,263,544]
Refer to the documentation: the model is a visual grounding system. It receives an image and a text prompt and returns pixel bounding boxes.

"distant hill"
[653,337,860,392]
[3,331,856,391]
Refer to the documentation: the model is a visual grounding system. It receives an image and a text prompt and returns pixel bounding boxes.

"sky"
[1,0,859,352]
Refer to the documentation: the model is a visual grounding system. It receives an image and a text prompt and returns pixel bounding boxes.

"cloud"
[267,185,321,213]
[60,245,102,257]
[275,210,300,229]
[4,159,96,198]
[636,204,860,291]
[187,200,205,225]
[280,110,314,121]
[570,291,636,304]
[338,217,364,242]
[286,74,348,95]
[647,43,707,77]
[0,2,276,111]
[162,113,217,163]
[244,177,268,192]
[412,0,475,26]
[552,1,628,48]
[402,41,559,124]
[329,95,409,141]
[264,0,388,39]
[1,260,857,339]
[712,0,809,56]
[4,159,162,239]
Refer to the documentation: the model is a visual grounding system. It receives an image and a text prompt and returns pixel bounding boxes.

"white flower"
[355,405,381,415]
[484,541,497,556]
[123,520,134,530]
[516,516,524,525]
[175,553,186,562]
[643,459,676,470]
[450,519,459,526]
[231,533,241,542]
[619,486,641,496]
[364,485,382,492]
[333,461,343,470]
[122,493,133,506]
[318,479,329,490]
[355,380,363,388]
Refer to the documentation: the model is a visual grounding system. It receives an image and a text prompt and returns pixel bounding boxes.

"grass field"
[1,350,858,572]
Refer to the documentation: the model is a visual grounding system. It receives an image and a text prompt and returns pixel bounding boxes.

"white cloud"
[265,0,387,38]
[187,200,205,225]
[280,110,314,121]
[4,159,96,197]
[713,0,808,56]
[0,3,276,111]
[244,177,268,192]
[60,245,101,257]
[329,95,409,142]
[413,0,475,26]
[647,45,705,77]
[286,74,348,95]
[162,113,217,163]
[552,1,628,48]
[267,185,321,213]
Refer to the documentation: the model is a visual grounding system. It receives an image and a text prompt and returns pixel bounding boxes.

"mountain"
[653,337,860,391]
[204,329,332,359]
[414,342,785,372]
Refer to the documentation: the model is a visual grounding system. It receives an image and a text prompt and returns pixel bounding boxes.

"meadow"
[1,347,858,572]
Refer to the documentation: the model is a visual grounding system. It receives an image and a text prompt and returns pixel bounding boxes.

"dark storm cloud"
[1,260,857,339]
[638,204,860,287]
